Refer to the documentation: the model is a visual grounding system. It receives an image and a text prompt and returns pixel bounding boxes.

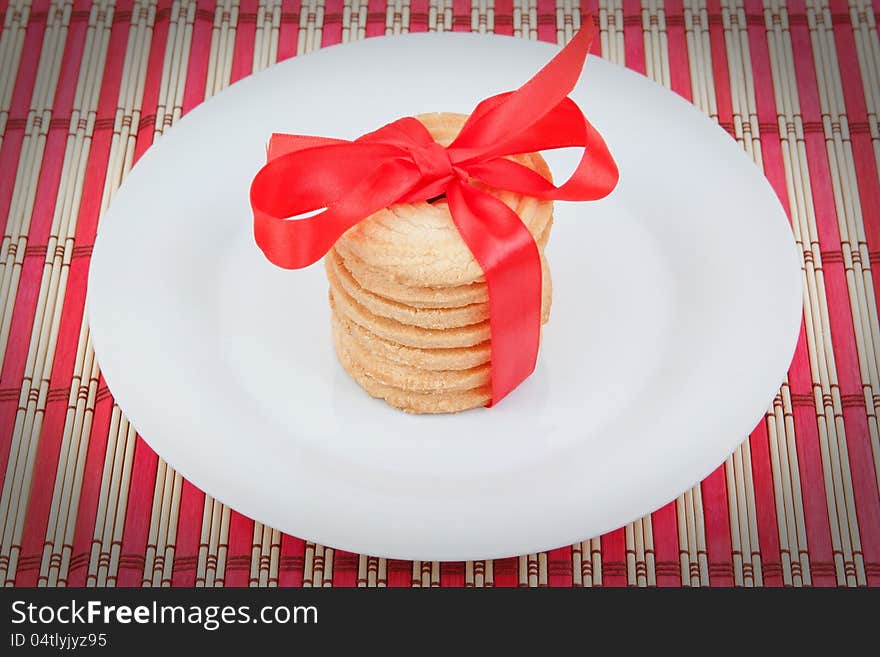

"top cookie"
[333,112,554,288]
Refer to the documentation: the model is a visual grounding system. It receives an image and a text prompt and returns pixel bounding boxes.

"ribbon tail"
[450,20,596,156]
[447,179,543,406]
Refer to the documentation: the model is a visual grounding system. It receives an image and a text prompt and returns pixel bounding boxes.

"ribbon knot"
[250,22,619,407]
[407,140,456,185]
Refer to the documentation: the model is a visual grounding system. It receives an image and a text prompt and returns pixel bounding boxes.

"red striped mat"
[0,0,878,587]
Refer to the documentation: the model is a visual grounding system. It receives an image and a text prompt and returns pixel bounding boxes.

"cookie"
[334,246,488,308]
[332,316,491,392]
[332,324,492,414]
[331,306,491,371]
[325,249,489,330]
[328,261,552,349]
[333,112,554,288]
[332,214,553,309]
[328,283,490,349]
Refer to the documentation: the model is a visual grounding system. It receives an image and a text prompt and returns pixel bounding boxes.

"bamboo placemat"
[0,0,877,588]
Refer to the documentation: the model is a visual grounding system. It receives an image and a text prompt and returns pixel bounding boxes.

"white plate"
[88,33,802,561]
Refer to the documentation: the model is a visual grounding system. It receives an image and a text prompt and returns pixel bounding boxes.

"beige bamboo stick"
[676,491,696,585]
[361,555,384,587]
[716,2,762,586]
[55,0,155,585]
[361,555,379,587]
[195,497,213,587]
[475,559,487,587]
[411,560,420,586]
[207,501,224,587]
[713,0,774,587]
[470,0,487,35]
[265,528,281,586]
[554,0,572,45]
[253,0,267,70]
[0,0,77,587]
[298,0,323,53]
[599,0,623,66]
[385,0,409,35]
[238,0,347,587]
[237,1,288,588]
[816,0,880,499]
[642,0,716,588]
[313,543,328,586]
[767,384,811,585]
[572,540,584,586]
[0,0,71,375]
[0,1,33,147]
[768,393,796,584]
[726,454,747,585]
[93,418,137,586]
[804,0,872,585]
[847,0,880,494]
[152,2,178,137]
[249,523,265,586]
[140,0,202,590]
[322,547,334,587]
[625,523,635,585]
[90,1,159,589]
[170,1,196,126]
[212,503,231,587]
[643,514,656,586]
[574,538,598,587]
[464,560,474,586]
[626,518,652,586]
[296,0,309,52]
[191,0,240,590]
[142,451,172,584]
[44,356,100,585]
[782,384,812,583]
[356,553,368,586]
[302,541,316,587]
[565,3,617,588]
[763,0,860,586]
[626,517,654,586]
[798,0,862,587]
[755,4,817,577]
[517,552,544,586]
[599,0,611,61]
[422,560,438,587]
[341,0,363,43]
[512,0,537,41]
[17,1,108,589]
[199,497,226,586]
[85,406,121,586]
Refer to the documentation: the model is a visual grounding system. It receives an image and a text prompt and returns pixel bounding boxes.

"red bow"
[250,22,618,406]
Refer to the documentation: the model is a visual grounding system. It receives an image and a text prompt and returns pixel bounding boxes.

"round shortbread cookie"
[333,214,553,309]
[333,112,555,287]
[332,325,491,414]
[331,316,491,392]
[325,250,489,330]
[329,284,490,349]
[331,305,491,371]
[328,259,552,349]
[335,246,487,308]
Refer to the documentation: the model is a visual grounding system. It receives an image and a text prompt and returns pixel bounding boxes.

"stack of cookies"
[327,113,554,413]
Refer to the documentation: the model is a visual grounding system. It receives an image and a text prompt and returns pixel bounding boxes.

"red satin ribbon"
[250,21,619,406]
